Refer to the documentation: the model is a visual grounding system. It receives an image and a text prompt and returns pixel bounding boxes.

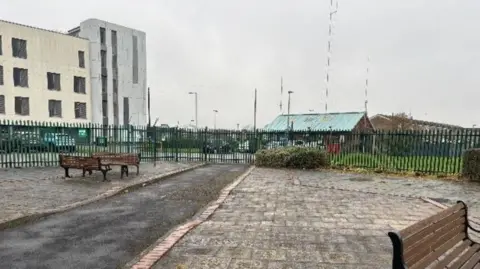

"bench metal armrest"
[468,221,480,233]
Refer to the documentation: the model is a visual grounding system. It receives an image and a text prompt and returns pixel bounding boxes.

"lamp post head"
[288,91,294,94]
[213,109,218,113]
[188,91,196,95]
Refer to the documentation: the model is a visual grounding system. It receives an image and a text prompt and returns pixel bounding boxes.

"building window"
[111,30,117,54]
[12,38,27,59]
[0,35,2,55]
[0,65,3,85]
[101,50,107,68]
[102,100,108,119]
[100,27,106,45]
[0,95,5,114]
[48,99,62,117]
[101,76,107,94]
[14,96,29,116]
[47,72,61,91]
[13,68,28,87]
[123,97,130,126]
[73,76,86,94]
[74,102,87,119]
[132,35,139,84]
[78,51,85,68]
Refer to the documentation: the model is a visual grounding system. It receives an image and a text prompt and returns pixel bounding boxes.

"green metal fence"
[0,120,477,175]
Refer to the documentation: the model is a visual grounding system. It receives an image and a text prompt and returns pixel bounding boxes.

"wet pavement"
[0,162,198,224]
[0,164,248,269]
[295,170,480,216]
[153,167,441,269]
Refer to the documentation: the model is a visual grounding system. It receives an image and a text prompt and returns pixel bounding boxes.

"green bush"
[462,148,480,180]
[255,147,329,169]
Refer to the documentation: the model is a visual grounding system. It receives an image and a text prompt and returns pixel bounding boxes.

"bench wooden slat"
[411,235,469,269]
[403,209,466,250]
[404,219,465,261]
[473,262,480,269]
[449,244,480,269]
[454,249,480,269]
[406,221,466,266]
[400,202,465,239]
[429,239,472,269]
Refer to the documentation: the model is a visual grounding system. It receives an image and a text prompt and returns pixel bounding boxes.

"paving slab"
[0,162,199,224]
[152,167,442,269]
[295,169,480,216]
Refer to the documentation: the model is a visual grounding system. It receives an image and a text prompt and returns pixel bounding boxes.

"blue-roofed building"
[263,111,374,133]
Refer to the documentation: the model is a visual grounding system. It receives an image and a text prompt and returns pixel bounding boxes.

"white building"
[68,19,147,127]
[0,20,91,123]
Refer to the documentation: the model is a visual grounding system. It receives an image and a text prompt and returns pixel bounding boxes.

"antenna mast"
[280,77,284,114]
[364,57,370,115]
[324,0,339,113]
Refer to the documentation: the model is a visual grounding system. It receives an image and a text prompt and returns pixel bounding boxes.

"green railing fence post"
[175,127,179,162]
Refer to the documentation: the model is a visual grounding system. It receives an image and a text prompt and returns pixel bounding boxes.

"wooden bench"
[91,152,141,178]
[59,155,112,181]
[388,201,480,269]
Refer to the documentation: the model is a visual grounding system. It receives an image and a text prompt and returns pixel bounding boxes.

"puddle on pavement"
[348,177,374,182]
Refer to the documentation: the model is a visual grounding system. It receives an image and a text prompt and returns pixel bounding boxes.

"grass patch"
[330,153,462,175]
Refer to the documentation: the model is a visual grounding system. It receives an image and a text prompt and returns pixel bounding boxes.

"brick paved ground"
[295,169,480,216]
[0,162,198,224]
[152,168,441,269]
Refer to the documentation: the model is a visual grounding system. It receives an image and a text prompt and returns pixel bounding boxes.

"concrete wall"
[0,20,91,123]
[76,19,147,126]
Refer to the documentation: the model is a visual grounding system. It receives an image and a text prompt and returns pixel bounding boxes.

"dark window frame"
[48,99,62,118]
[47,72,61,91]
[78,51,85,68]
[74,102,87,119]
[12,38,27,59]
[14,96,29,116]
[0,65,3,85]
[0,35,2,56]
[0,95,5,114]
[123,97,130,126]
[73,76,86,94]
[100,27,106,45]
[132,35,139,84]
[13,68,29,87]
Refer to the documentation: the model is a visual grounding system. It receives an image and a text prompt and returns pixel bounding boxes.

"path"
[295,169,480,216]
[0,162,198,224]
[0,164,248,269]
[152,167,441,269]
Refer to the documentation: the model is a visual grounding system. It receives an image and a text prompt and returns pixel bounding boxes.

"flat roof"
[0,19,88,40]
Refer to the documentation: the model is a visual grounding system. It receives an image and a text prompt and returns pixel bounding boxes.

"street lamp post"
[287,91,294,130]
[213,110,218,129]
[188,92,198,129]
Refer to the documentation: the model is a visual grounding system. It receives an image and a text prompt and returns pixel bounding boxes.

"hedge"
[255,147,329,169]
[462,148,480,180]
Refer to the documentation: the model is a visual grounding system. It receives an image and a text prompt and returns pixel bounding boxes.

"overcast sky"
[2,0,480,128]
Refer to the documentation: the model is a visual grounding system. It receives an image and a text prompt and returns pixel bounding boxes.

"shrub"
[255,147,329,169]
[462,148,480,180]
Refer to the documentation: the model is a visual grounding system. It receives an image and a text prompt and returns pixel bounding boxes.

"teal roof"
[264,112,366,131]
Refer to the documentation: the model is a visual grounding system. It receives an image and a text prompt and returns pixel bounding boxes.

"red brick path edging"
[130,166,256,269]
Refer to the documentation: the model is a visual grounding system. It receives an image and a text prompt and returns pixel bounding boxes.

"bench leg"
[101,170,109,182]
[82,169,86,177]
[64,168,70,178]
[88,170,92,175]
[125,166,129,177]
[136,165,139,175]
